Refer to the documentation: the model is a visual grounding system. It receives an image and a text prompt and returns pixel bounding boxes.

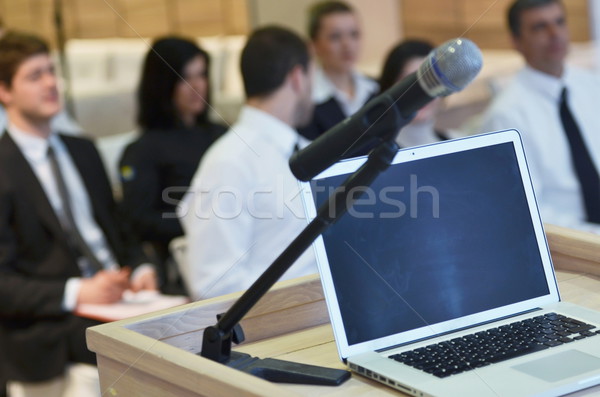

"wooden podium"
[87,224,600,396]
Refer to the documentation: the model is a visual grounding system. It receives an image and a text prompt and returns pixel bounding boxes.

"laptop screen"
[309,140,551,347]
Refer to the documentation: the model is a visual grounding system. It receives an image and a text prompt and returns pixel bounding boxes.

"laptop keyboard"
[389,312,598,378]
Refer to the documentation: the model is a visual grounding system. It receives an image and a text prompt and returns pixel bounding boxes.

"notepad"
[75,290,189,322]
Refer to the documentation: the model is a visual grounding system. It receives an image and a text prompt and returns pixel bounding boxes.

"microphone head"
[417,38,483,97]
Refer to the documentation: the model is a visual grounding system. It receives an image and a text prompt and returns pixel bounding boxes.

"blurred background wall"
[0,0,597,146]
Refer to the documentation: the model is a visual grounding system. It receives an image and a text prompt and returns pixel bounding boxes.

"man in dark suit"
[0,31,157,397]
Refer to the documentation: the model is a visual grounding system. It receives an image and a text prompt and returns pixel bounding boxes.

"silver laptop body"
[300,129,600,397]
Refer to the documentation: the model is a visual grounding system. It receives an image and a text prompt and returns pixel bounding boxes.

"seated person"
[298,0,378,140]
[178,26,317,300]
[119,36,226,287]
[479,0,600,233]
[0,31,157,397]
[379,39,455,148]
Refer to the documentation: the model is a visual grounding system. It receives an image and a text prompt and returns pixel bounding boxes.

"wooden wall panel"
[68,0,121,38]
[3,0,35,31]
[0,0,590,49]
[402,0,462,45]
[0,0,249,46]
[460,0,513,48]
[117,0,171,38]
[174,0,224,37]
[223,0,249,35]
[401,0,591,49]
[567,0,591,42]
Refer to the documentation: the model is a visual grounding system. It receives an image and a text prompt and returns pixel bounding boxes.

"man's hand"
[77,269,131,304]
[130,267,158,292]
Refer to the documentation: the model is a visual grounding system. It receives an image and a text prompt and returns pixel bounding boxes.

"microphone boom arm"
[200,138,400,384]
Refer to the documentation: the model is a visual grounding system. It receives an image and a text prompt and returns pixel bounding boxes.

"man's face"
[0,53,61,123]
[512,2,569,76]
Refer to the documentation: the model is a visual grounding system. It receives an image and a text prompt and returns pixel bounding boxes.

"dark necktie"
[559,87,600,224]
[47,145,104,276]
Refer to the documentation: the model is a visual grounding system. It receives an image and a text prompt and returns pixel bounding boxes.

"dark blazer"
[298,97,347,141]
[298,93,380,158]
[0,132,147,382]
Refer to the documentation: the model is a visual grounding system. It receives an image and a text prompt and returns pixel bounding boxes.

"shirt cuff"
[131,263,155,282]
[63,277,82,312]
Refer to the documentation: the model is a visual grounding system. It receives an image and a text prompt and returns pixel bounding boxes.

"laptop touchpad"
[513,350,600,382]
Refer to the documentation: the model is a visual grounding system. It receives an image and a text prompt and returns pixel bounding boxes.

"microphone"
[290,38,483,181]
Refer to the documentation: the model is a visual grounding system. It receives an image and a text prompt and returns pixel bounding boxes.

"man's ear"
[0,82,12,107]
[289,65,306,94]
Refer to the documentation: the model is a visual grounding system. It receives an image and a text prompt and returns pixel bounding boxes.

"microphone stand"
[200,138,401,385]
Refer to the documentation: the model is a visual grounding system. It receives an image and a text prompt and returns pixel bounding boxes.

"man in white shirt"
[0,31,157,397]
[479,0,600,233]
[179,26,317,300]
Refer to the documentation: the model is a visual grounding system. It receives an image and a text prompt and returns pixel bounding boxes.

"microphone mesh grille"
[417,38,483,97]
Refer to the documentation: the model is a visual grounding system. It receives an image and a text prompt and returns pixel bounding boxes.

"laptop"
[299,129,600,397]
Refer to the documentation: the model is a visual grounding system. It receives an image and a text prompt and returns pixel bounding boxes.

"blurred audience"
[298,0,378,140]
[479,0,600,233]
[119,36,226,291]
[379,39,455,148]
[0,31,156,397]
[179,26,317,300]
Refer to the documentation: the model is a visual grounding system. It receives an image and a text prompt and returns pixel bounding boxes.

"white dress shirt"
[179,106,317,300]
[480,65,600,234]
[7,126,118,310]
[312,67,379,116]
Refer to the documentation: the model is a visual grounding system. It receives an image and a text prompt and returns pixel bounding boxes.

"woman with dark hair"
[119,36,225,288]
[379,39,453,148]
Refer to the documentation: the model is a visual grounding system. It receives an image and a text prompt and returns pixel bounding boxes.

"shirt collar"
[236,105,300,157]
[519,65,569,101]
[312,66,379,105]
[7,125,57,164]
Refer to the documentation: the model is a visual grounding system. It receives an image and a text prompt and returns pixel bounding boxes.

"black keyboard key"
[390,314,598,379]
[432,369,453,378]
[544,340,563,347]
[544,334,560,340]
[570,325,595,333]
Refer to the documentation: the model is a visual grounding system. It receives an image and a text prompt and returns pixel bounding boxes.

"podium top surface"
[87,224,600,396]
